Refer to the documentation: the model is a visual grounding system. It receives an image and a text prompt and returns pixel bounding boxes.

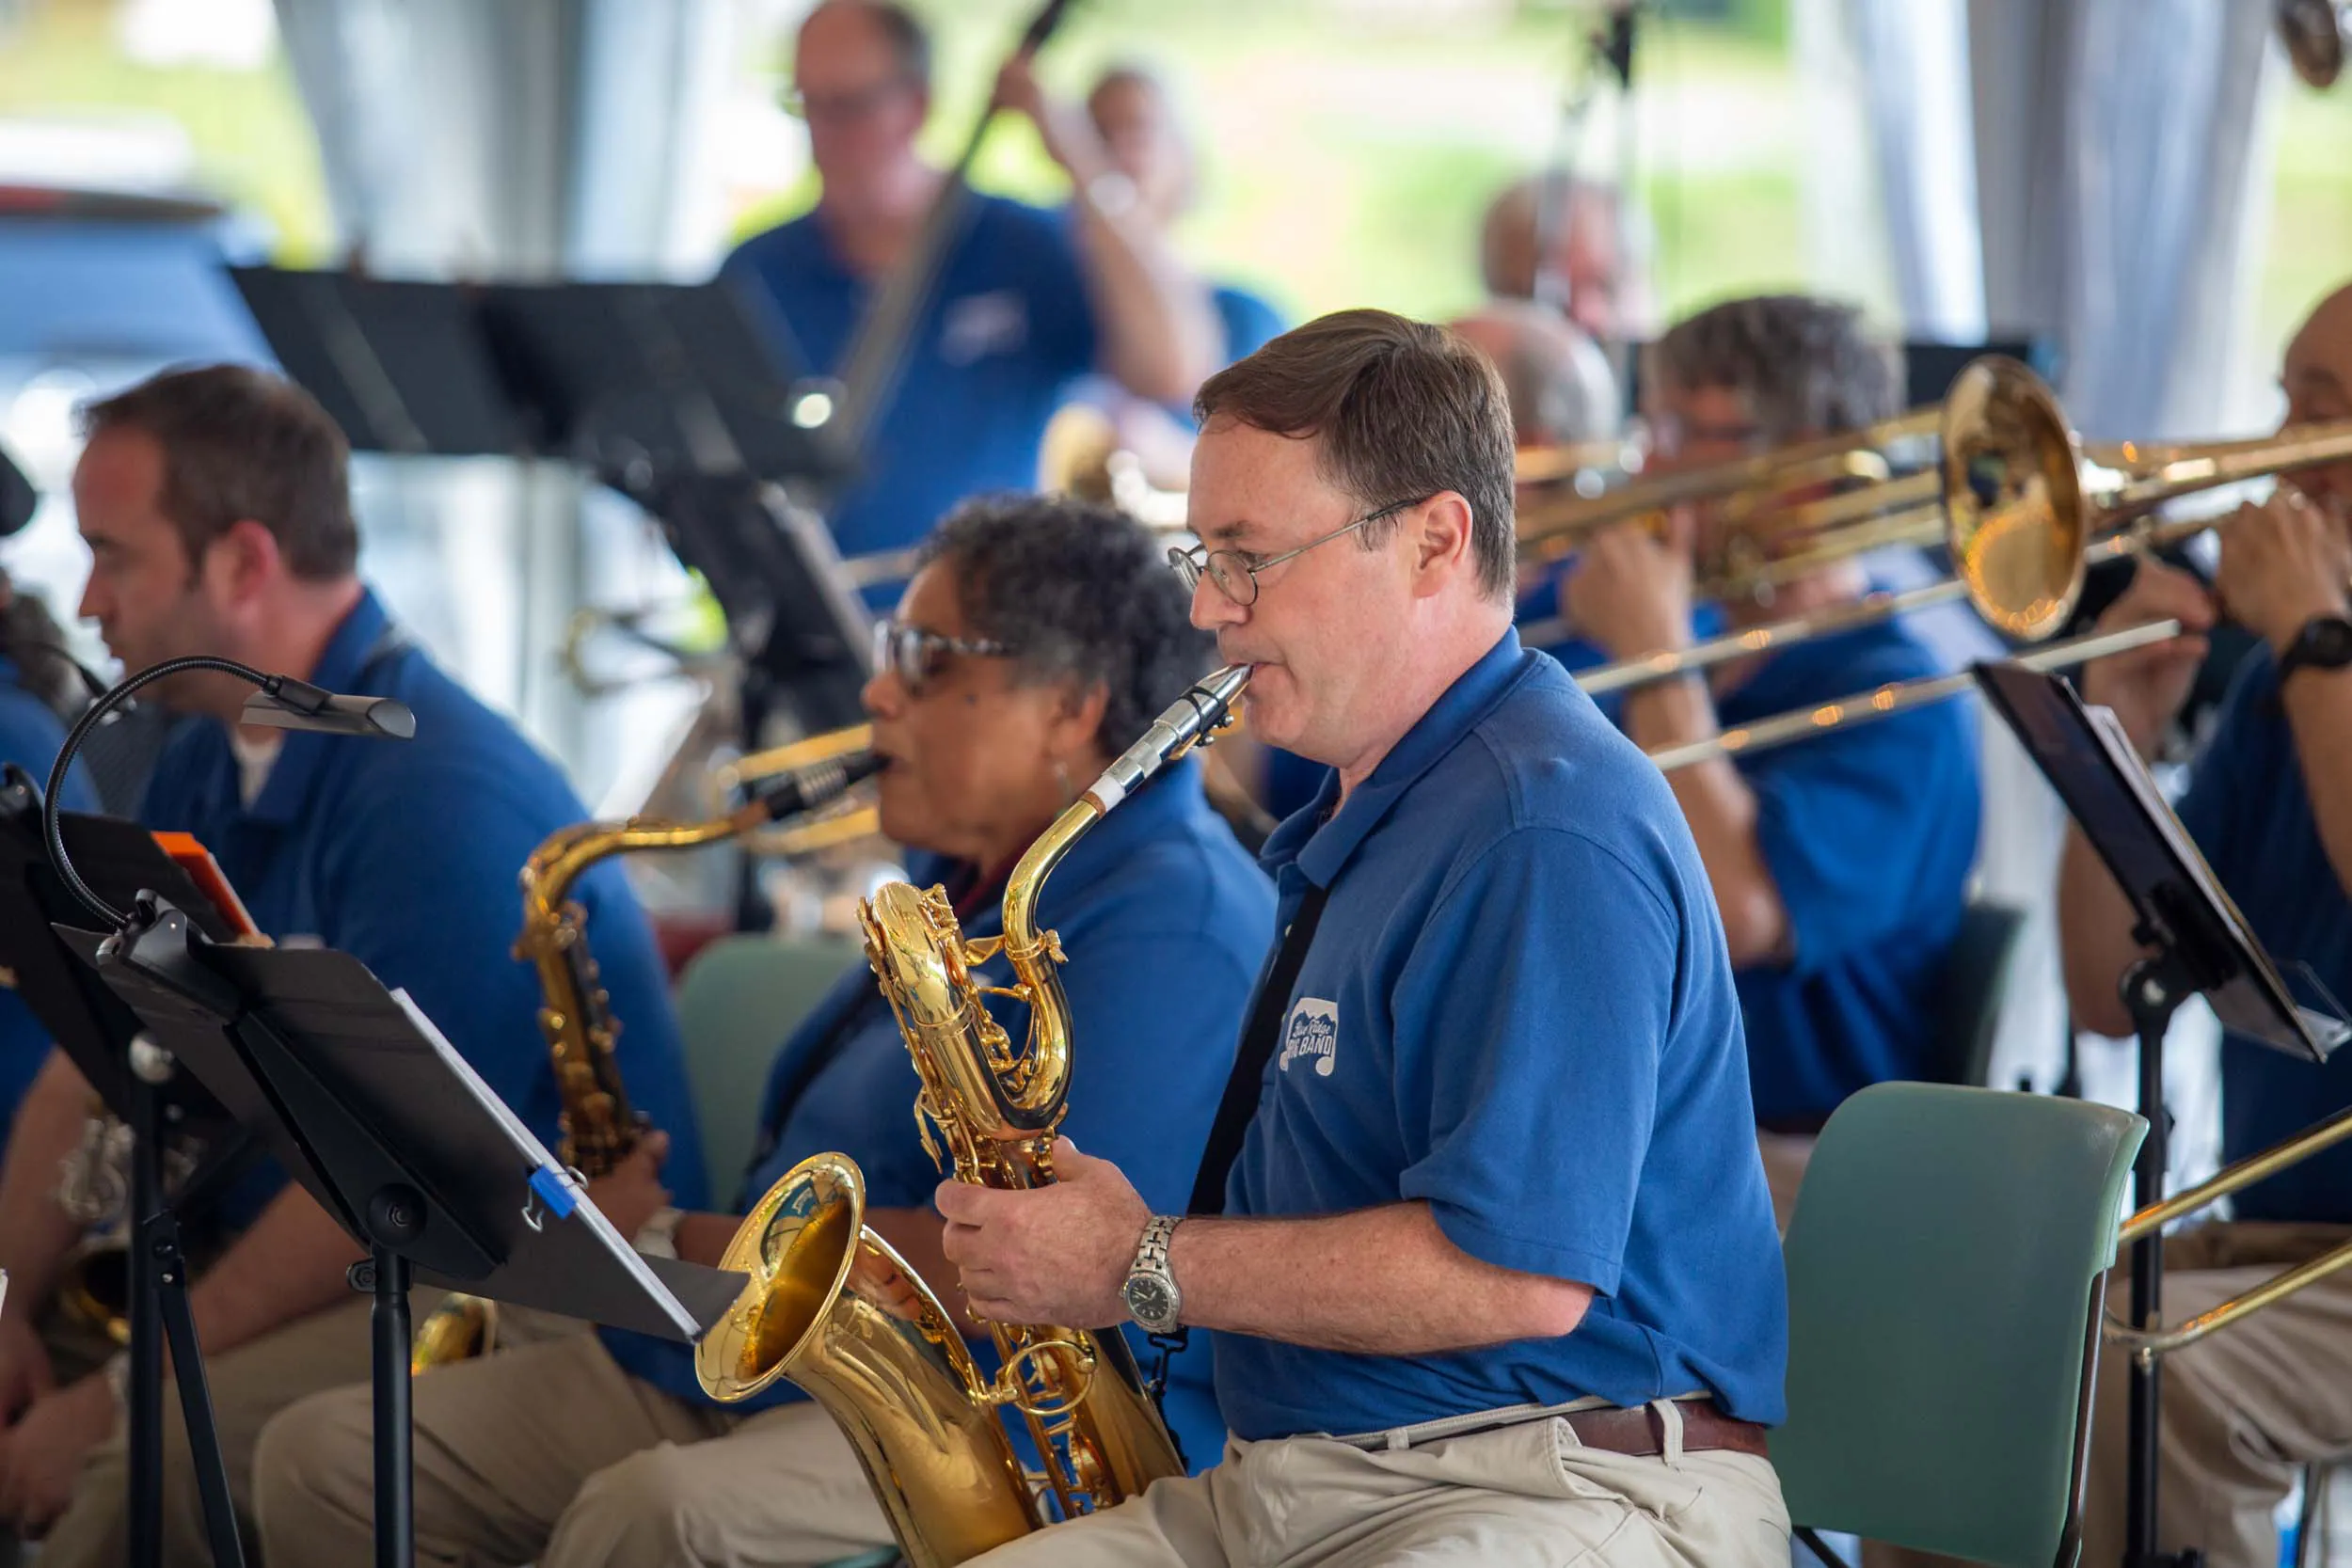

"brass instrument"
[699,666,1250,1568]
[2279,0,2351,87]
[410,738,882,1371]
[1517,405,1942,561]
[1574,356,2352,699]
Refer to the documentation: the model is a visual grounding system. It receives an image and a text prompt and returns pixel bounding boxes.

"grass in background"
[0,0,333,259]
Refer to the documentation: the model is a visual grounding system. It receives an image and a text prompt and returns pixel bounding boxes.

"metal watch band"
[1135,1213,1180,1275]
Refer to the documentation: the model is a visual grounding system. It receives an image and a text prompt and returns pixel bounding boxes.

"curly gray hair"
[1645,295,1900,444]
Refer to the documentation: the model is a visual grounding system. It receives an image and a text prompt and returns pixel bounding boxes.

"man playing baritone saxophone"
[250,498,1275,1567]
[1566,296,1981,1225]
[940,310,1791,1568]
[0,366,707,1566]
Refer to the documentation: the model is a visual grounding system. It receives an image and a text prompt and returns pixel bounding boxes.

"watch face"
[1123,1274,1178,1326]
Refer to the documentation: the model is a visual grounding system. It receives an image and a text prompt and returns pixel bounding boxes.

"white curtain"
[268,0,741,809]
[1842,0,2280,1174]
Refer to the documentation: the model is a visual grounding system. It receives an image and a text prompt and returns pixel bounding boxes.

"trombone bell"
[1941,356,2088,641]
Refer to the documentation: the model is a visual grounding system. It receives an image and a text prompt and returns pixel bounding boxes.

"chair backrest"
[1777,1083,2145,1568]
[673,933,860,1204]
[1934,900,2029,1088]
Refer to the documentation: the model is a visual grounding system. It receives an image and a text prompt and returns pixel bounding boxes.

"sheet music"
[386,989,701,1340]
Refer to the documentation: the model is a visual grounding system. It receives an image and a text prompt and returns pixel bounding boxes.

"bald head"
[2281,281,2352,512]
[1479,175,1651,343]
[1449,300,1621,449]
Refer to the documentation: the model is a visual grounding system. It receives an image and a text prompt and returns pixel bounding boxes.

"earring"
[1052,757,1073,804]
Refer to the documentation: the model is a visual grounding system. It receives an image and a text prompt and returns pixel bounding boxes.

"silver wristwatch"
[1121,1214,1184,1335]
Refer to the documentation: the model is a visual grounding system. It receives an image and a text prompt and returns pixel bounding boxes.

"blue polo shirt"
[1714,617,1981,1122]
[2174,650,2352,1224]
[0,657,96,1134]
[601,759,1272,1473]
[138,589,707,1231]
[722,196,1099,570]
[1217,628,1787,1441]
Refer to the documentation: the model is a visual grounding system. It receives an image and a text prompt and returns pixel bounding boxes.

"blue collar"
[1263,627,1532,889]
[905,757,1215,942]
[0,655,20,689]
[242,587,397,827]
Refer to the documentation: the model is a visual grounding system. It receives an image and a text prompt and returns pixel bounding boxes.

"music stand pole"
[125,1041,165,1568]
[2119,952,2203,1568]
[354,1199,423,1568]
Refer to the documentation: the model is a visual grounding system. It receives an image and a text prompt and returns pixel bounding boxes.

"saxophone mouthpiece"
[752,750,885,824]
[1088,665,1252,812]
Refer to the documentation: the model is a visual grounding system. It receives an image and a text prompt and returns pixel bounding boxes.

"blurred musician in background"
[933,310,1789,1568]
[1050,63,1290,490]
[2060,280,2352,1568]
[0,366,707,1567]
[0,566,97,1140]
[1566,295,1981,1223]
[1480,172,1658,348]
[251,497,1272,1567]
[723,0,1218,566]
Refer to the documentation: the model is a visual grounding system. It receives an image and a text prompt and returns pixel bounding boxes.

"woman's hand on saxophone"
[585,1132,672,1246]
[937,1138,1148,1330]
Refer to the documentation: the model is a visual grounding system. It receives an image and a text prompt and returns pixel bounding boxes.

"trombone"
[1575,356,2352,701]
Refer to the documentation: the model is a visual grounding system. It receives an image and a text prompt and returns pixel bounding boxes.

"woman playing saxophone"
[248,496,1276,1568]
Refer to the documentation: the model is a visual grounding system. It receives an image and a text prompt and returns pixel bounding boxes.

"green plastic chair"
[672,932,862,1205]
[1779,1083,2146,1568]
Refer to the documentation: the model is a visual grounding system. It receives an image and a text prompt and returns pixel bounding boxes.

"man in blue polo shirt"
[0,364,706,1568]
[935,309,1788,1566]
[1566,294,1980,1224]
[2060,279,2352,1568]
[249,498,1271,1567]
[723,1,1217,579]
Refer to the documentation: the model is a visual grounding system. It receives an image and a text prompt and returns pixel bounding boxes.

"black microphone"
[747,750,883,824]
[44,656,417,930]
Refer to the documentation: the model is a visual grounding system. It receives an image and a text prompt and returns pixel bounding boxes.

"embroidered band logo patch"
[1278,997,1338,1077]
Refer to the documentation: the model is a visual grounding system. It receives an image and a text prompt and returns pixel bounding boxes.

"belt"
[1557,1401,1771,1461]
[1339,1397,1770,1460]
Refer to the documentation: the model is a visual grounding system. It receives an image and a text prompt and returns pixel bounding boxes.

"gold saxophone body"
[412,728,878,1371]
[697,666,1250,1568]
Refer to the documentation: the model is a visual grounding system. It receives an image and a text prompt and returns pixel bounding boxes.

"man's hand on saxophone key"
[937,1138,1150,1330]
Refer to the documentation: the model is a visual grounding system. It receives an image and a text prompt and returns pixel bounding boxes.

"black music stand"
[58,898,745,1568]
[227,268,873,742]
[1974,663,2348,1568]
[0,772,253,1568]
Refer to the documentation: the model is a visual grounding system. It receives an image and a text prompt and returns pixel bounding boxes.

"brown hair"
[1194,309,1517,602]
[80,364,358,582]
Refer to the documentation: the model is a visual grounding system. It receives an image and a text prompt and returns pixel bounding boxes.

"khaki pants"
[961,1407,1790,1568]
[37,1289,443,1568]
[253,1328,891,1567]
[1867,1221,2352,1568]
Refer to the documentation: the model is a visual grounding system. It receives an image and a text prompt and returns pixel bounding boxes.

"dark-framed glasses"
[1168,495,1434,608]
[871,618,1014,696]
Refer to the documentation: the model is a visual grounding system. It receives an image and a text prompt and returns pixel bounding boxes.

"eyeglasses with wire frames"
[870,618,1015,697]
[1168,495,1437,608]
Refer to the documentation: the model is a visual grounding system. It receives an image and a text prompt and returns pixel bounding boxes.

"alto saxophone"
[697,666,1250,1568]
[411,730,880,1370]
